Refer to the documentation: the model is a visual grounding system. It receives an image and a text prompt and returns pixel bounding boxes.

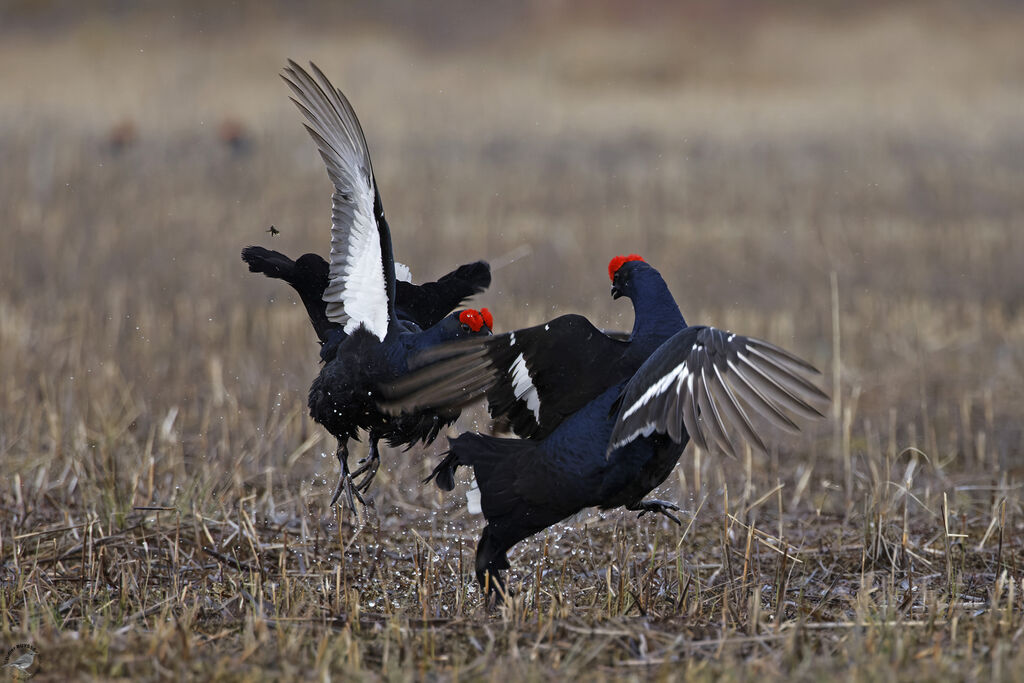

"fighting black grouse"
[243,61,493,511]
[382,255,827,596]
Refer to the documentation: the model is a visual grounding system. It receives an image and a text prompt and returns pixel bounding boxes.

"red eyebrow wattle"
[608,254,644,280]
[459,309,485,332]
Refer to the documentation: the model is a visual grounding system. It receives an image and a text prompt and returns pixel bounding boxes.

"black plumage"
[241,247,490,360]
[382,256,827,597]
[242,61,493,511]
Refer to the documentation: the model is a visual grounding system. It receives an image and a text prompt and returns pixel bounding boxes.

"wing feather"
[283,61,391,341]
[609,326,827,456]
[680,375,707,451]
[379,314,632,438]
[697,366,734,454]
[708,364,767,453]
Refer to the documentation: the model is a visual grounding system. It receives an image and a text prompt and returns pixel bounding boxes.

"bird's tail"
[427,432,530,519]
[241,245,297,281]
[429,432,544,596]
[241,246,337,344]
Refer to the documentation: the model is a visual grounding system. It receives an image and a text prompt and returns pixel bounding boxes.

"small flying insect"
[267,225,280,236]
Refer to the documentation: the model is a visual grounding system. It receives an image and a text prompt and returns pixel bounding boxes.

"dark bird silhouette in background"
[242,61,492,512]
[382,255,828,598]
[219,117,253,156]
[107,119,138,155]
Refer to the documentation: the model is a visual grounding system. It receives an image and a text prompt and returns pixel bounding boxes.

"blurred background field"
[2,1,1024,680]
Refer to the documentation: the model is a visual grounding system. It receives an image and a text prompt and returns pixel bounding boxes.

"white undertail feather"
[466,479,482,515]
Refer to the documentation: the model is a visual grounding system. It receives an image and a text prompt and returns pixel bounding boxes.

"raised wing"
[608,326,828,457]
[380,314,631,438]
[394,260,491,330]
[282,60,394,342]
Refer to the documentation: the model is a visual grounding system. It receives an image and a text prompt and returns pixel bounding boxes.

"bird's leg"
[628,498,682,525]
[478,567,508,609]
[351,434,381,493]
[329,439,365,514]
[475,526,512,607]
[329,439,348,507]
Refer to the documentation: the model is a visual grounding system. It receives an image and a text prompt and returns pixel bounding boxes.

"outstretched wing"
[282,60,394,341]
[380,314,631,439]
[608,326,828,457]
[395,260,491,329]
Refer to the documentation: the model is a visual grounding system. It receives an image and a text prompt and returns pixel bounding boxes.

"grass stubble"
[2,4,1024,680]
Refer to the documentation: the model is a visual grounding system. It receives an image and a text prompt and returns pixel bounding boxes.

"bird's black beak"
[611,284,622,300]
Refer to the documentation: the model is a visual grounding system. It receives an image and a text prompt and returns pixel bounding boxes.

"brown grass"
[2,3,1024,680]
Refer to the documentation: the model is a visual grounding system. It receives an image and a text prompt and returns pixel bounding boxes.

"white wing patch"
[284,61,392,342]
[327,185,389,339]
[621,359,690,420]
[510,352,541,422]
[610,422,658,452]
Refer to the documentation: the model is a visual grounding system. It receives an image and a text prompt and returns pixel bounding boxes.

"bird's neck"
[630,272,686,341]
[411,320,459,348]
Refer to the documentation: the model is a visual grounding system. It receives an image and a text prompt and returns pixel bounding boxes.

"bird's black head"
[438,308,494,340]
[459,308,493,336]
[609,254,649,300]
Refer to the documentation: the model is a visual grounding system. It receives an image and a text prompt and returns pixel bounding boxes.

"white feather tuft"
[394,262,413,283]
[510,353,541,422]
[466,479,482,515]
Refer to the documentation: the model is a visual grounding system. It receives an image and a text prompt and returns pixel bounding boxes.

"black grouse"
[241,246,491,362]
[382,255,828,596]
[243,61,493,511]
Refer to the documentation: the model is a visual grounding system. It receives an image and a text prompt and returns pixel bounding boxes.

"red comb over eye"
[608,254,644,280]
[459,309,485,332]
[480,308,493,330]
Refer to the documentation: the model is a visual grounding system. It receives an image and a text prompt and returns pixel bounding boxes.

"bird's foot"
[329,469,366,513]
[351,452,380,494]
[630,498,682,525]
[478,569,508,609]
[350,438,382,494]
[329,442,366,517]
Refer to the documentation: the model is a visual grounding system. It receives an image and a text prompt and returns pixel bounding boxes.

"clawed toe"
[330,472,345,507]
[350,454,380,493]
[632,499,682,525]
[330,441,367,516]
[330,469,365,513]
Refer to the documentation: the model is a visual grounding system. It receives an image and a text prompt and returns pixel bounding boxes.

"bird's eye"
[461,323,471,332]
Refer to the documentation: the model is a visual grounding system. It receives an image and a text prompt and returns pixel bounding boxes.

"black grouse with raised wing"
[382,255,827,596]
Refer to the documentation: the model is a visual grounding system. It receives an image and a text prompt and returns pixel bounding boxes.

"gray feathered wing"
[608,326,829,457]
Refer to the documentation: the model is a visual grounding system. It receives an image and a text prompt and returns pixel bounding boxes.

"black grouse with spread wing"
[243,61,493,511]
[383,255,827,596]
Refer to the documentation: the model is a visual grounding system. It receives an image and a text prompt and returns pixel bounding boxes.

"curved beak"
[611,284,622,300]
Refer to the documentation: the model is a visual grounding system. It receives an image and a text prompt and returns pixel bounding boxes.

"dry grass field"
[3,2,1024,680]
